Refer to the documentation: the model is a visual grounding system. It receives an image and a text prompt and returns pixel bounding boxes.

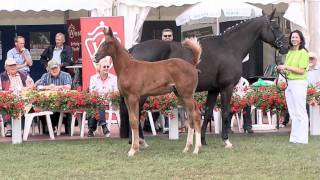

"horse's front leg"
[220,86,234,148]
[201,91,219,145]
[125,95,141,156]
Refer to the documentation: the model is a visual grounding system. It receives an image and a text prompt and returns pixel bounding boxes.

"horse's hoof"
[128,149,138,157]
[224,139,233,149]
[192,146,201,154]
[183,147,190,153]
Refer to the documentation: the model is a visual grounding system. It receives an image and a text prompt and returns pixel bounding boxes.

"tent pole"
[216,17,220,35]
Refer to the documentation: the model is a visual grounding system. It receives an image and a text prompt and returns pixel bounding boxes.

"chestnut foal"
[95,27,202,156]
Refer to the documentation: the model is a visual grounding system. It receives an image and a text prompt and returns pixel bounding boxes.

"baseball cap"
[47,60,60,69]
[309,52,318,60]
[5,58,17,66]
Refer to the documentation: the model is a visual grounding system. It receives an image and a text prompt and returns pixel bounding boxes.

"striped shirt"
[37,71,72,86]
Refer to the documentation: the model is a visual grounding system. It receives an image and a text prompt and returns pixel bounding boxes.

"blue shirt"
[7,48,32,74]
[37,71,72,86]
[52,46,63,64]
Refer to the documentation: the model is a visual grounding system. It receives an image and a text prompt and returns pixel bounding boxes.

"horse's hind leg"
[182,97,202,154]
[124,95,141,156]
[201,91,219,145]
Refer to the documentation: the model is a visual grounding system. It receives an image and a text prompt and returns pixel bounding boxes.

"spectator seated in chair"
[87,57,118,137]
[0,58,34,137]
[36,60,72,134]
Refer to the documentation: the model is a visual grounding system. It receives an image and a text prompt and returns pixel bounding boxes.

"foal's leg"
[220,86,233,148]
[183,97,202,154]
[201,91,219,145]
[124,96,141,156]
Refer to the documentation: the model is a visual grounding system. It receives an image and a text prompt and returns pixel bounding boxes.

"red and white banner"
[67,19,81,63]
[80,17,124,90]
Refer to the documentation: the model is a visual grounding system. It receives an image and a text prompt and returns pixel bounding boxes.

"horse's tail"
[182,37,202,66]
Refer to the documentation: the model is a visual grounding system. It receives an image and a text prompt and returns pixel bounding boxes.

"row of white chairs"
[0,102,120,140]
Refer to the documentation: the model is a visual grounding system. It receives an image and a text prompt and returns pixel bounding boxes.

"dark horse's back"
[129,39,194,64]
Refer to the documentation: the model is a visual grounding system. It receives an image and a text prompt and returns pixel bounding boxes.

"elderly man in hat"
[0,58,34,137]
[307,52,320,86]
[0,58,34,92]
[36,60,72,134]
[37,60,72,90]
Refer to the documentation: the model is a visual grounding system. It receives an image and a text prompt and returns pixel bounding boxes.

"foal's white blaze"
[183,127,194,153]
[224,139,233,148]
[193,131,201,154]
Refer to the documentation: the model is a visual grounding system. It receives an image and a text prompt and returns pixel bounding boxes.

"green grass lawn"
[0,133,319,180]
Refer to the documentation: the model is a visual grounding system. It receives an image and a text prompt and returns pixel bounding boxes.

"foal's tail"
[182,37,202,66]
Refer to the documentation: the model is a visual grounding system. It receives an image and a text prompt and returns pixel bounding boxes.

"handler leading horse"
[126,10,289,147]
[95,27,202,156]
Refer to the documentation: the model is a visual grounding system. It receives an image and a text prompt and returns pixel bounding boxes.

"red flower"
[4,114,11,121]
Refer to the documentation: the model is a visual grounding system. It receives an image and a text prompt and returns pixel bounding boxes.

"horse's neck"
[223,19,264,61]
[111,40,130,76]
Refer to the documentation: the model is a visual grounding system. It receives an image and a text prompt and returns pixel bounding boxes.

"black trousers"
[40,112,71,134]
[227,106,252,130]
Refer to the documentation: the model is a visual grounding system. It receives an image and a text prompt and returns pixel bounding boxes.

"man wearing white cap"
[307,52,320,86]
[0,58,34,137]
[0,58,34,92]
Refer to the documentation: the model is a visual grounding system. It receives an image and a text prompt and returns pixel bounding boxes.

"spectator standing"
[277,30,309,144]
[40,33,73,73]
[7,36,33,75]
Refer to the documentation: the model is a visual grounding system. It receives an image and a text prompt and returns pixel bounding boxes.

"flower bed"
[0,91,25,120]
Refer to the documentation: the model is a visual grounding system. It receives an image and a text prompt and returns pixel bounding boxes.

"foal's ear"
[103,27,114,38]
[269,9,276,20]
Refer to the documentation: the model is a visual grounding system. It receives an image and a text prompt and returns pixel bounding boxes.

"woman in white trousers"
[277,30,309,144]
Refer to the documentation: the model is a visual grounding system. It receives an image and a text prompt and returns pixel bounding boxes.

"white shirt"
[307,64,320,85]
[52,46,63,64]
[233,77,249,97]
[89,73,118,94]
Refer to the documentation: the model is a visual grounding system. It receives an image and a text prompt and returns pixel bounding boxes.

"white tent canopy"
[175,1,263,27]
[0,0,108,11]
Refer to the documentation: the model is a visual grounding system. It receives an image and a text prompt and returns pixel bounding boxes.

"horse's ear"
[103,27,109,36]
[108,27,114,38]
[269,9,276,20]
[103,27,114,38]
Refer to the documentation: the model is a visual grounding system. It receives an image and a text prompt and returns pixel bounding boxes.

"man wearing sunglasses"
[161,28,174,42]
[88,57,118,137]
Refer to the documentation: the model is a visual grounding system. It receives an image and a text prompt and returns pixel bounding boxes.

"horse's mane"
[199,15,266,41]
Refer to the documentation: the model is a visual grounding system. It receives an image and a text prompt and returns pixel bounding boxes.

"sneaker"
[163,127,169,134]
[139,138,149,148]
[5,130,12,137]
[102,125,111,137]
[87,129,94,137]
[279,124,286,128]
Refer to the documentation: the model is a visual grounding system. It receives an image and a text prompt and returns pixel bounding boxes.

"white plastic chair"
[0,115,5,137]
[23,111,54,140]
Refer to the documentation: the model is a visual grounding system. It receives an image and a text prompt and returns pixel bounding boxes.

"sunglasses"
[103,65,110,69]
[163,35,172,37]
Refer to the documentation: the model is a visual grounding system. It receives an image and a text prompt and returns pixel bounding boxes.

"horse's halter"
[269,21,286,50]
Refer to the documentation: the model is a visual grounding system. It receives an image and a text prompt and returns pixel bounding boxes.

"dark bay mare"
[95,27,203,156]
[116,10,288,148]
